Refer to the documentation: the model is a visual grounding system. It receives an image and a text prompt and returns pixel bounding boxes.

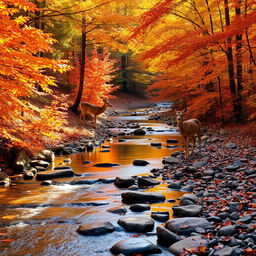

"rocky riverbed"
[0,103,255,256]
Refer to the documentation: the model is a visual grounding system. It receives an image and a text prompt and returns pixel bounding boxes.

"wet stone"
[165,217,211,235]
[30,160,50,168]
[36,170,75,180]
[129,204,150,212]
[114,177,135,188]
[163,157,180,165]
[41,180,55,186]
[156,226,180,247]
[168,181,182,190]
[226,164,240,171]
[99,149,110,152]
[180,194,199,205]
[137,176,160,187]
[133,159,150,166]
[110,238,161,255]
[121,191,165,204]
[172,205,202,217]
[151,142,162,147]
[151,212,169,222]
[77,222,115,236]
[133,129,146,135]
[214,246,235,256]
[169,236,208,256]
[118,217,154,233]
[217,225,236,236]
[180,184,193,192]
[166,139,179,143]
[54,166,72,170]
[93,163,120,167]
[107,206,127,214]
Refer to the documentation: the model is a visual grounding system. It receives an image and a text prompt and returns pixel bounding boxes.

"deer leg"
[185,138,189,157]
[197,132,201,154]
[191,136,196,154]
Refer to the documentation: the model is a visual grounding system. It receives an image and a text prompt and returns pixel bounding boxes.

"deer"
[172,108,201,158]
[79,100,112,127]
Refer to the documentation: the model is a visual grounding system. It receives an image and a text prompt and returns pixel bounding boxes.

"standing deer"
[79,100,112,127]
[173,109,201,157]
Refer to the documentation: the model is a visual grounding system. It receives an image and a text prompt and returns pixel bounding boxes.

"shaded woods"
[0,0,255,163]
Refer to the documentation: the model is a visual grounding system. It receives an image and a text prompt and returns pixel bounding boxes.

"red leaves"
[130,233,142,237]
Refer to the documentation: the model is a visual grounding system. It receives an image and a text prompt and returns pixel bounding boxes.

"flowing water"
[0,104,186,256]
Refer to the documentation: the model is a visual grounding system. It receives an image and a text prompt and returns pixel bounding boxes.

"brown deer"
[173,109,201,157]
[79,100,112,127]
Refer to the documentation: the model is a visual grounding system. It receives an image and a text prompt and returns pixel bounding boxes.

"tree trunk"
[224,0,238,119]
[235,1,243,122]
[121,54,128,92]
[70,17,86,113]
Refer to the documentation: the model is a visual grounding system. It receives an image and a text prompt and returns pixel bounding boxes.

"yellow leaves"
[14,16,29,25]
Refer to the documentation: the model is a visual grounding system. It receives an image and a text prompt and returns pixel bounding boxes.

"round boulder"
[77,222,115,236]
[118,217,154,233]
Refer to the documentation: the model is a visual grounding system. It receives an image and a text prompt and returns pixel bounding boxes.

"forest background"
[0,0,256,167]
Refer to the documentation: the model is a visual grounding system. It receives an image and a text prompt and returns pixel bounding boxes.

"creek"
[0,103,186,256]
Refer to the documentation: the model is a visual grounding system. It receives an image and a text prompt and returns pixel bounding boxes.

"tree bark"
[224,0,238,119]
[70,17,86,113]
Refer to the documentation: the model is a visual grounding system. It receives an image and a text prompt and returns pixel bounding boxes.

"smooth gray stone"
[133,159,150,166]
[166,139,179,143]
[77,222,115,236]
[137,176,160,187]
[163,157,180,165]
[214,246,235,256]
[118,217,154,233]
[54,166,72,170]
[93,163,120,167]
[110,239,161,255]
[157,226,180,246]
[129,204,150,212]
[172,205,202,217]
[169,236,208,256]
[133,129,146,135]
[107,206,127,214]
[217,225,236,236]
[165,217,210,235]
[30,160,49,168]
[114,177,135,188]
[121,192,165,204]
[36,170,74,180]
[180,194,199,204]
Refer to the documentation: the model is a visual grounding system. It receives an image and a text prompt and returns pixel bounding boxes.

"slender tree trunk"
[70,17,86,113]
[235,0,243,122]
[217,76,225,125]
[121,54,128,92]
[224,0,238,119]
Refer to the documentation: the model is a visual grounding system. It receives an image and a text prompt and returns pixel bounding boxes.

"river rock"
[121,191,165,204]
[166,139,179,143]
[110,239,161,255]
[151,142,162,147]
[93,163,120,167]
[99,149,110,152]
[30,160,50,169]
[114,177,135,188]
[35,149,55,163]
[77,222,115,236]
[168,181,182,190]
[137,176,160,187]
[118,217,154,233]
[151,212,169,222]
[41,180,55,186]
[165,217,210,235]
[172,205,202,217]
[129,204,150,212]
[180,194,199,205]
[0,172,11,187]
[36,170,75,180]
[214,246,235,256]
[107,206,127,214]
[156,226,180,246]
[169,236,208,256]
[23,171,35,180]
[54,166,72,170]
[133,129,146,135]
[225,142,237,149]
[217,225,236,236]
[133,159,150,166]
[163,157,180,165]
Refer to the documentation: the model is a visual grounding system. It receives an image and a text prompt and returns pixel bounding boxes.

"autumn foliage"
[130,0,256,122]
[0,0,70,152]
[71,47,118,106]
